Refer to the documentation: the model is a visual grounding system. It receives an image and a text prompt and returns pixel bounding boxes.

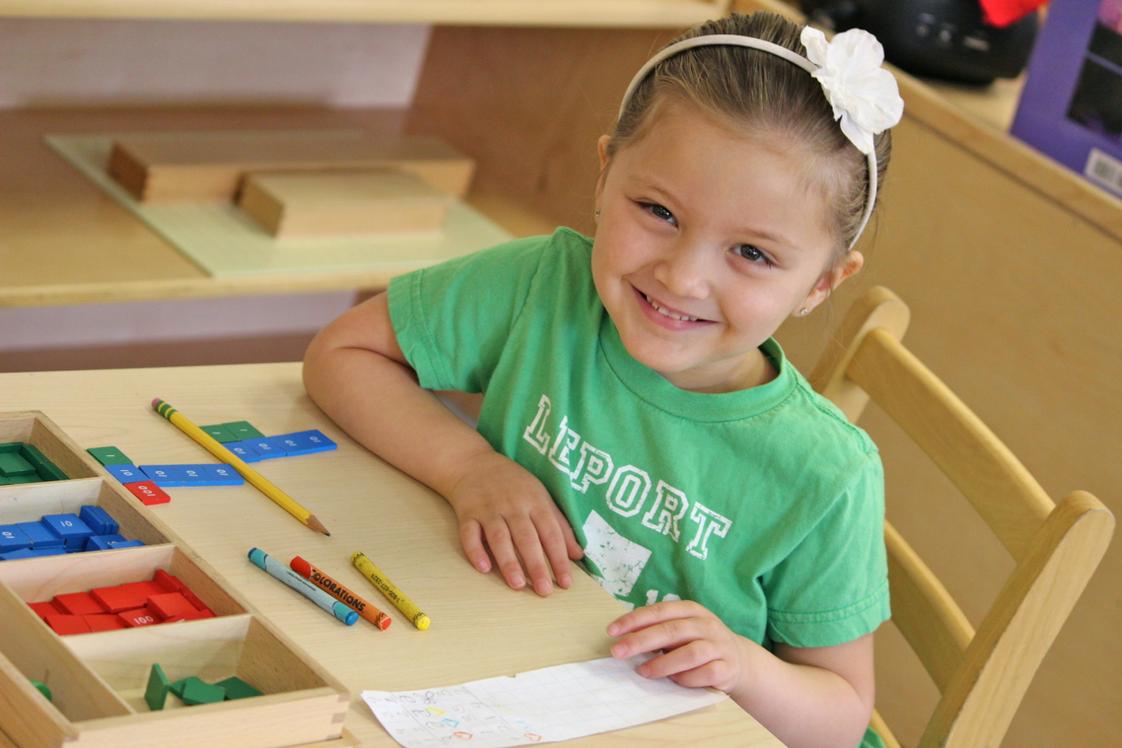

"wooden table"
[0,363,779,746]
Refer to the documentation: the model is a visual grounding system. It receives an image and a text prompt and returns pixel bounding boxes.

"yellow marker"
[151,398,330,536]
[352,551,430,630]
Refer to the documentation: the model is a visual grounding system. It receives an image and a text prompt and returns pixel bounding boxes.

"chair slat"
[885,521,973,692]
[809,286,910,423]
[849,329,1053,560]
[922,492,1115,748]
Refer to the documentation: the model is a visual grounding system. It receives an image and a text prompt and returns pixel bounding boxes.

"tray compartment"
[0,580,131,742]
[0,412,100,483]
[0,543,245,619]
[64,614,349,748]
[0,477,169,552]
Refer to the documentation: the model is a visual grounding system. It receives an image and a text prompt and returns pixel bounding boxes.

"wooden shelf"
[0,0,728,28]
[0,106,557,307]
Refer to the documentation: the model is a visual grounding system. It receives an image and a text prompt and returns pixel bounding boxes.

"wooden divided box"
[0,412,350,747]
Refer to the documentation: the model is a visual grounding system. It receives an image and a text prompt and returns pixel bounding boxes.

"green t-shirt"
[388,227,889,650]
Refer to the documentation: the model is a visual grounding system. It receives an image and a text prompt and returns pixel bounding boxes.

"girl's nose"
[652,236,711,299]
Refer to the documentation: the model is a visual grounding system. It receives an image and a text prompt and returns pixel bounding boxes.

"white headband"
[617,28,905,250]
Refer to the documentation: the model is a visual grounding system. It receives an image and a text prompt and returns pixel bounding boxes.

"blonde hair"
[606,11,893,256]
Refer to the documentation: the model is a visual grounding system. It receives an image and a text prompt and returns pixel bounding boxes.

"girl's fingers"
[668,661,728,689]
[510,514,554,596]
[459,519,491,573]
[481,519,526,590]
[635,641,715,679]
[610,616,705,659]
[608,600,702,636]
[533,512,573,589]
[552,503,585,561]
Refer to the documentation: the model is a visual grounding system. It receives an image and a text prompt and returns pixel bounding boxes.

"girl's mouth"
[632,286,713,328]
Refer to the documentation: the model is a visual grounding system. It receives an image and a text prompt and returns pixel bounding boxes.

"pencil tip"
[307,515,331,536]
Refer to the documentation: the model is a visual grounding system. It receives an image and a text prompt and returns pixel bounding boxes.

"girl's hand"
[448,451,583,596]
[607,601,749,694]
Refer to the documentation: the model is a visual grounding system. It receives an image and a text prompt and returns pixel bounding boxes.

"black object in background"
[800,0,1039,85]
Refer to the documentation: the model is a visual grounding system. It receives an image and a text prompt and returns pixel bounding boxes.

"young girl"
[303,11,903,748]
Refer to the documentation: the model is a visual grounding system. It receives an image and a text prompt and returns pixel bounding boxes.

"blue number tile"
[268,430,337,457]
[243,438,284,460]
[226,441,263,463]
[106,464,149,484]
[196,464,244,486]
[16,521,64,549]
[41,513,94,549]
[79,505,118,536]
[85,534,126,551]
[0,524,32,552]
[106,539,144,549]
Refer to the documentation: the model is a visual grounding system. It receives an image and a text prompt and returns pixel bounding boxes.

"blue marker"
[247,547,357,626]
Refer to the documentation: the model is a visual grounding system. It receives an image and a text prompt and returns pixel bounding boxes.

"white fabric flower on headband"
[801,27,904,155]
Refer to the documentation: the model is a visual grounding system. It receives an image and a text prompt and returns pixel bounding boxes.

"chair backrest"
[808,286,1114,748]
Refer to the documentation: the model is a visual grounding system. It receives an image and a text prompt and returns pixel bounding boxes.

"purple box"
[1011,0,1122,198]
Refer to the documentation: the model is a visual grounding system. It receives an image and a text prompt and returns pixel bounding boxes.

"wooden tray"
[0,412,349,748]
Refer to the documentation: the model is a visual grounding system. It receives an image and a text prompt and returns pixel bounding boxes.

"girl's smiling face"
[591,97,863,394]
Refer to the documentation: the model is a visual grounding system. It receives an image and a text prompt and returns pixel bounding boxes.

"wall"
[0,17,430,371]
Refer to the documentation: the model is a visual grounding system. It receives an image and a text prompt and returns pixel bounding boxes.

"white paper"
[361,656,725,747]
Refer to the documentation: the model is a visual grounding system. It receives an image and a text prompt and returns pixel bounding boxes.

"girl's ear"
[798,250,865,316]
[597,134,612,171]
[594,134,613,208]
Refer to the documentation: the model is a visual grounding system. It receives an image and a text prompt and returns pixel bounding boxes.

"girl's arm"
[608,601,875,748]
[302,292,581,595]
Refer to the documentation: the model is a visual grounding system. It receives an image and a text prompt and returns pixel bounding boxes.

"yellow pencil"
[151,398,330,536]
[352,551,430,630]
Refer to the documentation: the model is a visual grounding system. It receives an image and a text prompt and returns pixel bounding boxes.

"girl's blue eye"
[642,202,677,226]
[734,244,772,266]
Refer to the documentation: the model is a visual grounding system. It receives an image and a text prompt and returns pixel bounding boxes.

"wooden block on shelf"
[238,169,452,238]
[106,130,475,202]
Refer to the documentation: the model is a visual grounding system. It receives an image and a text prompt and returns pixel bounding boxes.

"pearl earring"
[798,307,810,317]
[594,208,601,220]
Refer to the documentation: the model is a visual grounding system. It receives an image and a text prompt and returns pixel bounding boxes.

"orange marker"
[290,556,391,630]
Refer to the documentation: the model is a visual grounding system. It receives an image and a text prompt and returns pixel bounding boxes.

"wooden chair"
[808,286,1115,748]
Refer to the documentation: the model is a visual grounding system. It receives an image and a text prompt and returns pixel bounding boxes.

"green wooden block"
[214,675,263,700]
[87,446,133,466]
[168,676,197,699]
[30,678,52,702]
[181,678,227,705]
[200,424,238,443]
[144,664,171,711]
[0,452,36,477]
[20,445,67,481]
[222,421,264,440]
[0,442,21,454]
